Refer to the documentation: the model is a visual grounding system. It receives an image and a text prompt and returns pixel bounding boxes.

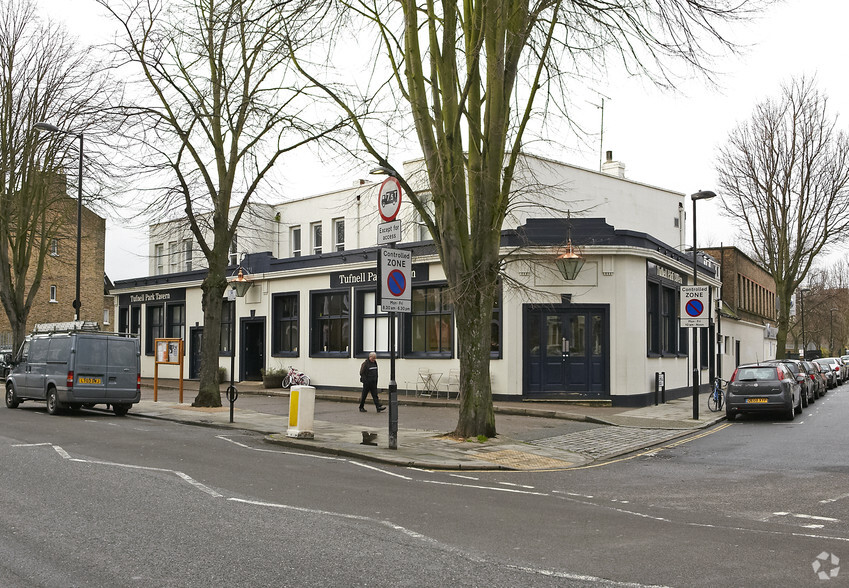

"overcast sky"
[34,0,849,280]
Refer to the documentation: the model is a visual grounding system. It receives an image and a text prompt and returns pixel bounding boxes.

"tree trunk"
[449,252,498,438]
[192,269,228,407]
[775,282,792,359]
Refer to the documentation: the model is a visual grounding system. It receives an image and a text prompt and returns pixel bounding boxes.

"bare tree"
[0,0,118,351]
[718,77,849,360]
[295,0,761,437]
[98,0,345,407]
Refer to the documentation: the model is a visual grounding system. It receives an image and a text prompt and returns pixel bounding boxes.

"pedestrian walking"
[359,352,385,413]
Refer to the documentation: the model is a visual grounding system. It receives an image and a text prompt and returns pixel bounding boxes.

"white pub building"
[111,152,746,406]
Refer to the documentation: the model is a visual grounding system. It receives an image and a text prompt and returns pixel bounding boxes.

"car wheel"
[46,387,62,415]
[794,391,803,415]
[725,408,736,421]
[802,389,809,408]
[112,404,130,417]
[5,384,19,409]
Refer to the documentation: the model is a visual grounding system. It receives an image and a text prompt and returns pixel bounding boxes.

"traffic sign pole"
[388,242,398,450]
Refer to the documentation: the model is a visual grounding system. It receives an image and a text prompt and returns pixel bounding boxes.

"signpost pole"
[692,199,699,420]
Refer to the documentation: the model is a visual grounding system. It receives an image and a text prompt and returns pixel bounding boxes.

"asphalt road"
[1,388,846,587]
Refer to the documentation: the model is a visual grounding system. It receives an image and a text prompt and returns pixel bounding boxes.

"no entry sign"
[680,286,710,327]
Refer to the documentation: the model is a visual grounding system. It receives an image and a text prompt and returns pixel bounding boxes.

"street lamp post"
[830,307,838,356]
[226,267,252,423]
[33,122,84,322]
[799,288,810,359]
[691,190,716,420]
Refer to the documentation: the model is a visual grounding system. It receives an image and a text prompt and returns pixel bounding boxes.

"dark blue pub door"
[524,305,608,397]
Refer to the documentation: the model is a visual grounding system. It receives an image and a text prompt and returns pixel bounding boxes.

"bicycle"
[282,366,310,388]
[708,377,724,412]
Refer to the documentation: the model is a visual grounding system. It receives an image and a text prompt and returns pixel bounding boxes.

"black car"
[0,348,12,381]
[764,359,814,407]
[726,362,802,421]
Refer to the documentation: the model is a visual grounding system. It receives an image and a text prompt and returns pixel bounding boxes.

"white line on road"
[216,435,344,461]
[449,473,479,480]
[349,460,413,480]
[821,493,849,504]
[39,443,225,498]
[773,512,840,522]
[498,481,535,489]
[11,442,52,447]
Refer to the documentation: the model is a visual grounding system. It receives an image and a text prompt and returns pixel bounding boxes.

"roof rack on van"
[32,321,101,334]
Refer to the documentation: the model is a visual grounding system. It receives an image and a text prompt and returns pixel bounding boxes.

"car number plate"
[78,377,102,384]
[745,398,768,404]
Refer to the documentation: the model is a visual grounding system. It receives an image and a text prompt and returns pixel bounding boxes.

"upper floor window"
[154,243,164,275]
[311,222,322,255]
[229,234,238,266]
[333,218,345,252]
[49,285,58,302]
[169,241,180,273]
[183,238,193,272]
[50,238,59,256]
[291,226,301,257]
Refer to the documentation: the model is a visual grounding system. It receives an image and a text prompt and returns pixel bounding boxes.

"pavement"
[131,378,726,471]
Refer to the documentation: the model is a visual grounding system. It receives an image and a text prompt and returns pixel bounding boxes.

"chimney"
[601,150,626,179]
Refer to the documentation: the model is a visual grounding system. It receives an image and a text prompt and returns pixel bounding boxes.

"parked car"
[5,331,140,416]
[725,363,802,421]
[837,356,849,383]
[0,347,12,381]
[814,358,837,388]
[808,361,829,396]
[802,360,824,400]
[764,359,813,407]
[815,357,843,386]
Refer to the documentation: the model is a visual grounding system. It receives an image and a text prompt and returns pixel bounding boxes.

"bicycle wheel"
[708,390,720,412]
[282,375,291,389]
[302,375,310,386]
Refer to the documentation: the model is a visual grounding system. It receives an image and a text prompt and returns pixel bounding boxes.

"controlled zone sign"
[680,285,710,327]
[378,248,411,312]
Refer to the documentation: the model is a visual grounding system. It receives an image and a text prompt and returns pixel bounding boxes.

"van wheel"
[46,387,62,415]
[5,384,19,409]
[112,404,130,417]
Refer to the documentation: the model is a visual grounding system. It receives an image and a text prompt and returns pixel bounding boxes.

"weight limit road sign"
[680,285,710,327]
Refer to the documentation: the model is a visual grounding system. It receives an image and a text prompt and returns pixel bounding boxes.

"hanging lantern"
[554,238,585,281]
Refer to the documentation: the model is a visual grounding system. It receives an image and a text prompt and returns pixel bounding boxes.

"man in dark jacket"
[359,352,385,412]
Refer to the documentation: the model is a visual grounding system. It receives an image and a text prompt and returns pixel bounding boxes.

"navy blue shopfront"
[523,304,609,398]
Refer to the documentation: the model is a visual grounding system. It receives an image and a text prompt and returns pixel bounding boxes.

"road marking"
[773,512,840,522]
[422,479,548,496]
[217,435,343,461]
[349,460,412,480]
[821,492,849,504]
[449,474,479,480]
[552,491,594,499]
[11,442,52,447]
[498,482,535,489]
[20,443,227,499]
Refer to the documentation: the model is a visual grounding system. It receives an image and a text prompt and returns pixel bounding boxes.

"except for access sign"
[378,248,411,312]
[680,285,710,327]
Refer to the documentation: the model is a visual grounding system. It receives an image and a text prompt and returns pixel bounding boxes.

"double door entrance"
[524,305,609,397]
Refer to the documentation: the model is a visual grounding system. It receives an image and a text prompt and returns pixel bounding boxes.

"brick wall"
[0,195,105,342]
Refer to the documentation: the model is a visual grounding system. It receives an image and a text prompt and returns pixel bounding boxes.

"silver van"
[4,332,140,416]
